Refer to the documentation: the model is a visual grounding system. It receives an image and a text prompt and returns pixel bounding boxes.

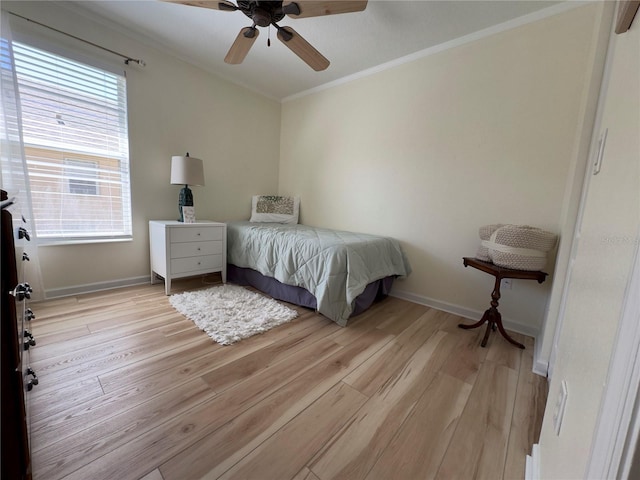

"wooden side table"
[459,257,547,349]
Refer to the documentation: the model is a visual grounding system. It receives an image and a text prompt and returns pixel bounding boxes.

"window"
[12,42,132,242]
[65,159,98,195]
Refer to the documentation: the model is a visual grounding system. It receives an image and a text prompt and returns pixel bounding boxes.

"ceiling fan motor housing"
[238,1,285,27]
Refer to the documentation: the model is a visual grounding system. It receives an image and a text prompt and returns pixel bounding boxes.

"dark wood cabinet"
[1,189,33,480]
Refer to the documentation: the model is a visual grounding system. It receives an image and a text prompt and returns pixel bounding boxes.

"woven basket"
[477,224,557,271]
[476,224,504,262]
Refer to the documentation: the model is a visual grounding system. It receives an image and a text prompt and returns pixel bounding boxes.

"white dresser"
[149,220,226,295]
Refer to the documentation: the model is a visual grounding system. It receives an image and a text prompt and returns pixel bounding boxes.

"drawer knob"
[25,308,35,321]
[24,330,36,349]
[18,227,30,241]
[26,368,39,391]
[12,283,32,301]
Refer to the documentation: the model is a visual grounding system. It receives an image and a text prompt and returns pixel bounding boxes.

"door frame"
[585,238,640,478]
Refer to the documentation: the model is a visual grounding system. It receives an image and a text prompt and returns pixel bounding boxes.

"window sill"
[37,237,133,247]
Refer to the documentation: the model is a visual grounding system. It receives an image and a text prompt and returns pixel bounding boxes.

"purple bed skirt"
[227,264,395,319]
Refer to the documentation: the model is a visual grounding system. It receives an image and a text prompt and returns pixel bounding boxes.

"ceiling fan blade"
[283,1,367,18]
[224,27,259,65]
[277,26,329,71]
[163,0,238,11]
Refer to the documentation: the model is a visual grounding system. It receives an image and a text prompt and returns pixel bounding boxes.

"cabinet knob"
[22,252,30,261]
[23,330,36,349]
[18,227,30,241]
[25,308,36,321]
[12,283,32,301]
[26,368,38,391]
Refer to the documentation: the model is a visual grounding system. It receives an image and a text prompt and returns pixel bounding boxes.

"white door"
[536,9,640,479]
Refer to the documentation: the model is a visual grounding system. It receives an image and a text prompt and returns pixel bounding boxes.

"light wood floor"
[28,276,547,480]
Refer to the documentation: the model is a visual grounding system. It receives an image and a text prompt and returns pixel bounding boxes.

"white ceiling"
[68,0,562,100]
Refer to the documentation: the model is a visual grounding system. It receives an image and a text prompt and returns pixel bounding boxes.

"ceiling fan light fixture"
[166,0,368,70]
[252,7,271,27]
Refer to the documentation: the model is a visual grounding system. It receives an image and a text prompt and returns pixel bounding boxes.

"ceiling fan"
[165,1,368,71]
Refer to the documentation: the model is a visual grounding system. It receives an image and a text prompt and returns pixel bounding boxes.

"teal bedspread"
[226,221,411,326]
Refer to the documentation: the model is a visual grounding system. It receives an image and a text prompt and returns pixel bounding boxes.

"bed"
[226,220,411,326]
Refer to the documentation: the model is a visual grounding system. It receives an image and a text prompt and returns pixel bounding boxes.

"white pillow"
[250,195,300,224]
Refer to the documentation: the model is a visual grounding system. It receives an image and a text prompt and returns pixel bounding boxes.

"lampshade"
[170,154,205,186]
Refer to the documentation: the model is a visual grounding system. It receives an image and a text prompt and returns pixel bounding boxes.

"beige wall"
[280,4,602,337]
[5,1,281,294]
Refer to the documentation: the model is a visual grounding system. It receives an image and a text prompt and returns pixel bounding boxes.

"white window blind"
[12,41,132,242]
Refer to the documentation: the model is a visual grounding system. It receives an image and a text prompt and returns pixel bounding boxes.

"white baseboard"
[533,338,550,377]
[390,288,539,338]
[44,275,150,299]
[532,358,549,377]
[526,444,541,480]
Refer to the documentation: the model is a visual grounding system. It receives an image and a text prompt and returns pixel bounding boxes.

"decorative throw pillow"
[250,195,300,224]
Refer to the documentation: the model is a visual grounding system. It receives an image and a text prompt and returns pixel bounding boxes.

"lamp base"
[178,185,193,222]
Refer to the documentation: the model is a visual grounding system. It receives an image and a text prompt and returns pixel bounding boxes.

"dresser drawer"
[171,254,223,275]
[170,240,222,259]
[170,226,223,243]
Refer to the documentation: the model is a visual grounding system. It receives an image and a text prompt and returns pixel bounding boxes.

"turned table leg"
[458,274,525,349]
[495,314,525,349]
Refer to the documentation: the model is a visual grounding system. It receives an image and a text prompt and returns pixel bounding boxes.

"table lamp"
[170,152,205,222]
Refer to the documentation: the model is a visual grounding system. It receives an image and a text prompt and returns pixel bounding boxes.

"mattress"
[226,221,411,326]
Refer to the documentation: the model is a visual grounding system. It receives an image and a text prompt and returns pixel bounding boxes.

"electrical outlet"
[502,278,513,289]
[553,380,568,435]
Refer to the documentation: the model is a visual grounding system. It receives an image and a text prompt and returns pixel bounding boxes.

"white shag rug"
[169,284,298,345]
